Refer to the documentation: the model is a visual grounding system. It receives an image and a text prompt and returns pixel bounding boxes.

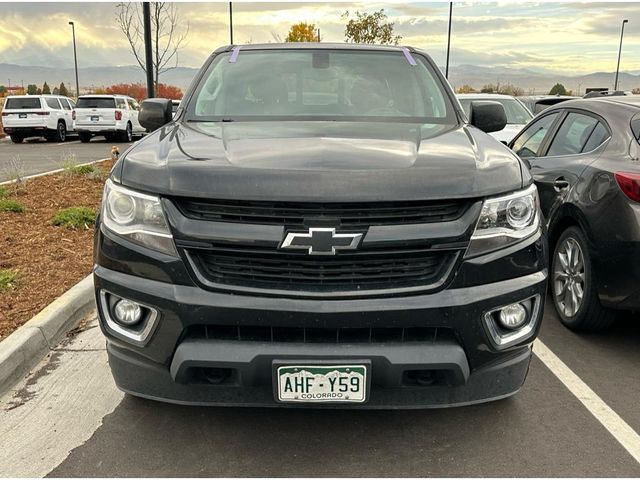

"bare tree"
[116,2,189,87]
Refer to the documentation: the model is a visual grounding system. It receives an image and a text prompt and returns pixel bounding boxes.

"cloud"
[1,1,640,77]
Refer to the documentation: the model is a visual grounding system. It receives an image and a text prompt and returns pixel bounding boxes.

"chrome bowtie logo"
[280,228,363,255]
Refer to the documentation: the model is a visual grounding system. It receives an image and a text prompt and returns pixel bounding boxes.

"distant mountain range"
[1,62,639,95]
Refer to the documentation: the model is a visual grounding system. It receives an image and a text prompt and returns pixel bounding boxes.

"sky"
[0,1,639,76]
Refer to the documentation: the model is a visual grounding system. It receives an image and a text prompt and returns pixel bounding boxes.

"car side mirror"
[139,98,173,132]
[469,101,507,134]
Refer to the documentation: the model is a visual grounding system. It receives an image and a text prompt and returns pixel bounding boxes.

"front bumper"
[94,248,547,408]
[107,338,533,408]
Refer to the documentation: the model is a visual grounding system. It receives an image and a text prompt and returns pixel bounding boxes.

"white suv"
[74,95,145,143]
[1,95,75,143]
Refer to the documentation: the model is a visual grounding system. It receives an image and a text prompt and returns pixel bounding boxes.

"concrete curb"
[0,157,111,186]
[0,275,95,395]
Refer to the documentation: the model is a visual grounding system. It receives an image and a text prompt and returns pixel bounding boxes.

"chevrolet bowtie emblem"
[280,228,363,255]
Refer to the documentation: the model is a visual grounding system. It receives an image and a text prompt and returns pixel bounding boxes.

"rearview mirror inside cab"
[469,101,507,134]
[139,98,173,132]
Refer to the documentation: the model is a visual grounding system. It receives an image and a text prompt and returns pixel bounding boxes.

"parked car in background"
[171,99,181,118]
[74,94,145,143]
[519,95,576,115]
[583,90,634,99]
[94,43,547,408]
[509,96,640,331]
[1,94,75,143]
[457,93,532,143]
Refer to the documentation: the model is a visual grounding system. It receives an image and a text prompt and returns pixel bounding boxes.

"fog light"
[114,299,142,325]
[498,303,528,329]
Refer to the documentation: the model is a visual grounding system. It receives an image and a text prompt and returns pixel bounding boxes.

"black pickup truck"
[94,43,547,408]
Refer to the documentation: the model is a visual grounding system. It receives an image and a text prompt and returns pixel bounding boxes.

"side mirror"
[139,98,173,132]
[469,100,507,134]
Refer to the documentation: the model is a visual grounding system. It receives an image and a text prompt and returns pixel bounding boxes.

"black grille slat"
[187,325,444,344]
[175,198,469,227]
[190,247,454,291]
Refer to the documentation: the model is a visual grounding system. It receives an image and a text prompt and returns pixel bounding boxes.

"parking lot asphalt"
[1,298,639,477]
[0,137,132,182]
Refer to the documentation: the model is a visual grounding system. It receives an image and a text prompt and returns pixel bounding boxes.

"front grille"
[173,198,470,227]
[186,324,453,344]
[188,244,457,293]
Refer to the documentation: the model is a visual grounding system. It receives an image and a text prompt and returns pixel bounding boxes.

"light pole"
[445,2,453,79]
[143,2,154,98]
[229,2,234,44]
[68,21,80,98]
[614,19,628,91]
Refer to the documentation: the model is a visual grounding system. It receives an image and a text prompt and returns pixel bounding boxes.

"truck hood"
[118,121,526,202]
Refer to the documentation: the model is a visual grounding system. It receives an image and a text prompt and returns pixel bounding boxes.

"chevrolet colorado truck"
[94,43,547,408]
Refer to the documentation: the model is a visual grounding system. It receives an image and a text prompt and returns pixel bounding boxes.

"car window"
[512,112,559,158]
[190,49,454,123]
[45,97,62,109]
[4,97,42,109]
[581,122,609,153]
[127,99,138,110]
[76,97,116,108]
[547,113,599,156]
[61,98,72,110]
[116,98,127,109]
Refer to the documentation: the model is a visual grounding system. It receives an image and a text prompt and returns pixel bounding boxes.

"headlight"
[466,184,540,257]
[102,179,176,256]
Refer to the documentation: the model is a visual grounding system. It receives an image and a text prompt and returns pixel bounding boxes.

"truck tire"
[79,132,92,143]
[119,123,133,143]
[10,134,24,144]
[54,121,66,142]
[551,226,615,331]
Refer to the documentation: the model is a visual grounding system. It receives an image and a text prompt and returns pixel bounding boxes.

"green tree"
[342,9,401,45]
[36,88,42,95]
[26,84,38,95]
[58,82,68,97]
[285,22,319,42]
[53,87,60,95]
[549,83,567,95]
[0,85,6,95]
[42,82,51,94]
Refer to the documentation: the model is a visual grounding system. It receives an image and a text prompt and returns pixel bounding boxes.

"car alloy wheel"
[58,123,66,142]
[126,123,132,142]
[553,236,585,318]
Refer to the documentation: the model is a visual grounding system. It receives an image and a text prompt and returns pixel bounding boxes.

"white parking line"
[534,340,640,464]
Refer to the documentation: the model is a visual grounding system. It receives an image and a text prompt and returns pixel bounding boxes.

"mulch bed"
[0,160,114,340]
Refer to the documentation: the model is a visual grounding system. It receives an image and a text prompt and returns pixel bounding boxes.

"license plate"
[19,113,27,118]
[91,116,99,122]
[276,364,368,403]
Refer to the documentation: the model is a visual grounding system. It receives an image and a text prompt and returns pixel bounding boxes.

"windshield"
[76,97,116,109]
[459,98,533,125]
[4,98,42,109]
[188,49,454,123]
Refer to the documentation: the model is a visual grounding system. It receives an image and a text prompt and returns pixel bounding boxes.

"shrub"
[70,164,96,176]
[86,169,105,182]
[0,186,7,198]
[0,199,25,213]
[0,269,17,292]
[52,207,96,229]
